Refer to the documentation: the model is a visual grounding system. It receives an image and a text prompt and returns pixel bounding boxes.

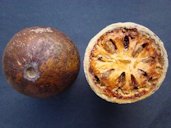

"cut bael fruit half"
[84,22,168,104]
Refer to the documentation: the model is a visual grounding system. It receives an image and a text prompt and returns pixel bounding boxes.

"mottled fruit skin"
[2,27,80,98]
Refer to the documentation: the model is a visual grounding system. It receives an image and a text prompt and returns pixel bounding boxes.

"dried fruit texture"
[3,27,80,98]
[84,22,168,104]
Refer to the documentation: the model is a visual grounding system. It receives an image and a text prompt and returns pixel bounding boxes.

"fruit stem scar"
[24,62,40,82]
[26,67,36,78]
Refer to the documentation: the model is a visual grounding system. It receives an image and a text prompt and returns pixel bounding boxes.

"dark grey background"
[0,0,171,128]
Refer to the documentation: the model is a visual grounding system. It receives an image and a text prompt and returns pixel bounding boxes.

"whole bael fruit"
[3,27,80,98]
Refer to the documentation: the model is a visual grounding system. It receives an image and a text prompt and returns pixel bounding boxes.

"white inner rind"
[84,22,168,104]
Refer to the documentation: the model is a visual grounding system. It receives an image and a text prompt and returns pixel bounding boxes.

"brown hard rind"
[84,22,168,104]
[3,26,80,98]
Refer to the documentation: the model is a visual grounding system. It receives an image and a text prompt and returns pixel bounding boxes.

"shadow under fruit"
[2,27,80,98]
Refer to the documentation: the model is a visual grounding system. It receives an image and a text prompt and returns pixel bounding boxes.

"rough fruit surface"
[84,22,168,103]
[3,27,80,98]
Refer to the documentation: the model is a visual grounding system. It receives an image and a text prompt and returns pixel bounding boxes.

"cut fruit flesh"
[90,28,163,98]
[84,22,168,104]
